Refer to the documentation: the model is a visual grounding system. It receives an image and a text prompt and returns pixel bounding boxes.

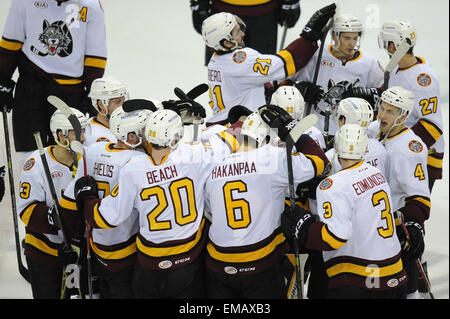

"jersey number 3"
[372,190,394,238]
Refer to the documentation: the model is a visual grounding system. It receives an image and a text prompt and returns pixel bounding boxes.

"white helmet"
[109,106,151,148]
[270,86,305,121]
[331,13,363,51]
[378,19,416,54]
[144,109,184,149]
[50,108,88,149]
[201,12,246,52]
[334,97,373,129]
[89,77,129,116]
[240,112,271,147]
[334,123,368,160]
[380,86,414,118]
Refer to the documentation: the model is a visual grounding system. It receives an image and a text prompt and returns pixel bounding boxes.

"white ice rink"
[0,0,448,299]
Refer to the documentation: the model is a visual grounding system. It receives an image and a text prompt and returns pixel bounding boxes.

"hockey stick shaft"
[284,114,318,299]
[383,38,412,89]
[279,23,288,52]
[1,106,30,283]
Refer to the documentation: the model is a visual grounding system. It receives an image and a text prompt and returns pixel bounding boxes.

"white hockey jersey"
[18,146,76,263]
[204,142,319,274]
[292,45,384,135]
[1,0,107,82]
[314,162,406,290]
[206,47,296,124]
[326,138,387,175]
[84,117,117,148]
[85,141,228,270]
[61,142,142,271]
[382,128,431,222]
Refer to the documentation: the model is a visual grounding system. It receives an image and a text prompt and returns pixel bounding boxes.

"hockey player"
[0,0,107,159]
[74,109,229,298]
[60,106,150,298]
[201,4,336,126]
[282,123,407,299]
[378,19,444,193]
[203,110,329,298]
[270,85,326,150]
[326,97,387,175]
[84,77,129,147]
[377,86,430,299]
[17,108,87,298]
[292,13,384,137]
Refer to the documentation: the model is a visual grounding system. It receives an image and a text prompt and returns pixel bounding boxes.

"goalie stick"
[1,105,30,283]
[383,38,412,89]
[285,113,318,299]
[47,95,93,299]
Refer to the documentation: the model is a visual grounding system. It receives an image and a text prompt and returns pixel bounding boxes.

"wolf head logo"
[32,19,73,57]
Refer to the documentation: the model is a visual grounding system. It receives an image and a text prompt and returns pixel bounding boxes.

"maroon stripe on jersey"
[21,201,59,235]
[411,119,443,148]
[23,231,63,267]
[399,195,431,224]
[91,235,137,272]
[306,222,342,251]
[427,164,443,180]
[284,38,318,74]
[327,269,407,291]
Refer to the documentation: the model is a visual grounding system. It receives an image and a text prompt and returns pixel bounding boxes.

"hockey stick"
[383,38,412,89]
[47,95,93,299]
[1,106,30,283]
[397,213,434,299]
[174,84,209,142]
[304,17,334,117]
[285,113,318,299]
[279,23,288,52]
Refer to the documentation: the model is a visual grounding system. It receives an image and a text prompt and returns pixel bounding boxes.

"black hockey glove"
[295,81,324,105]
[0,78,15,112]
[258,104,297,142]
[279,0,301,28]
[228,105,252,125]
[74,175,98,213]
[162,99,206,125]
[58,244,78,266]
[342,87,383,110]
[0,166,5,202]
[300,3,336,42]
[397,220,425,260]
[296,172,329,201]
[281,204,315,247]
[47,204,62,231]
[190,0,210,34]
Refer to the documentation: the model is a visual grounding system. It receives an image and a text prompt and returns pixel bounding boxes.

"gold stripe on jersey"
[53,78,83,85]
[218,131,240,153]
[207,232,286,263]
[20,203,38,226]
[406,196,431,209]
[137,218,206,257]
[305,154,326,176]
[84,56,107,69]
[60,196,77,211]
[0,37,23,51]
[321,224,346,250]
[90,237,136,260]
[93,202,114,229]
[276,50,296,77]
[25,233,58,257]
[326,257,403,278]
[427,151,443,169]
[220,0,272,5]
[419,119,443,144]
[90,117,109,129]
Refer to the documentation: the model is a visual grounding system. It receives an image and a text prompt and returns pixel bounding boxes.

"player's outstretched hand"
[259,104,297,142]
[74,175,98,212]
[300,3,336,42]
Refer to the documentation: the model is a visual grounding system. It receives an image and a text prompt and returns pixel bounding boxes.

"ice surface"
[0,0,448,299]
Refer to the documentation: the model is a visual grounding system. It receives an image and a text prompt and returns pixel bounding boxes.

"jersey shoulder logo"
[417,73,432,87]
[232,50,247,64]
[408,140,424,153]
[30,19,73,57]
[319,177,333,190]
[96,137,111,143]
[23,158,36,171]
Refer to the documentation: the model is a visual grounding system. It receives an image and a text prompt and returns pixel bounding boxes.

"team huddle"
[1,1,444,299]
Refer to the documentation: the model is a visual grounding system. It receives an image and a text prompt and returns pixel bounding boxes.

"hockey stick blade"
[186,83,209,100]
[383,38,412,88]
[122,99,157,112]
[286,114,318,148]
[47,95,82,142]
